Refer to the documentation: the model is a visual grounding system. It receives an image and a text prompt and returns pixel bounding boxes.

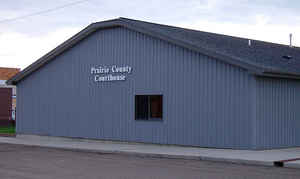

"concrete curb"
[0,140,275,167]
[0,138,275,168]
[284,162,300,169]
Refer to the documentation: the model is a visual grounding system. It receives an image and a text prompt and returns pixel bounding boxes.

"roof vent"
[248,40,251,46]
[282,55,292,60]
[289,33,293,47]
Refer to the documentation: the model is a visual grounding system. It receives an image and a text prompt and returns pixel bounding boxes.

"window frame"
[135,95,163,121]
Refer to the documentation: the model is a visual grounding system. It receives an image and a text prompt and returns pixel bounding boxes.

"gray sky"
[1,0,300,69]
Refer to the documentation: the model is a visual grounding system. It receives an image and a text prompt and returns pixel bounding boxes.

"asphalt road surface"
[0,144,300,179]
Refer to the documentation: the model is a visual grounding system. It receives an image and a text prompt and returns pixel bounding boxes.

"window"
[135,95,163,120]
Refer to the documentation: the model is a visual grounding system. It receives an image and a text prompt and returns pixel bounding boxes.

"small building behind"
[0,67,20,126]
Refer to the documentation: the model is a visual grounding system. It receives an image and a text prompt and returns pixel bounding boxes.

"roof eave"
[252,71,300,80]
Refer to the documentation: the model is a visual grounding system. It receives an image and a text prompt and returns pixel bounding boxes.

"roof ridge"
[119,17,268,72]
[119,17,300,49]
[0,67,20,70]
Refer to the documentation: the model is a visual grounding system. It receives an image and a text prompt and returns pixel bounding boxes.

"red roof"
[0,67,20,80]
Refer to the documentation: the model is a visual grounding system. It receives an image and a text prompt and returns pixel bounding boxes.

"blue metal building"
[7,18,300,149]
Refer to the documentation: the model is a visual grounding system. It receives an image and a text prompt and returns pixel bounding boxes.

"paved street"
[0,144,300,179]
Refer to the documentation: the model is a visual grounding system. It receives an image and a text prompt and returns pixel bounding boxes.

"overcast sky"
[1,0,300,69]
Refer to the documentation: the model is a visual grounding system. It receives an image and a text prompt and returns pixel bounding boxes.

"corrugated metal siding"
[17,27,254,149]
[255,77,300,149]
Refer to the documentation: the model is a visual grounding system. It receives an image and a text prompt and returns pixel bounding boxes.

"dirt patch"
[0,134,16,137]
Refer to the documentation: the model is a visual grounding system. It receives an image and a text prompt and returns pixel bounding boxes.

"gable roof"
[7,18,300,85]
[0,67,20,80]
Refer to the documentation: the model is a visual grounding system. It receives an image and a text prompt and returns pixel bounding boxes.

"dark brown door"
[0,88,12,126]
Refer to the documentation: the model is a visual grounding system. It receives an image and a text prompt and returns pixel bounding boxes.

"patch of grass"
[0,127,15,134]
